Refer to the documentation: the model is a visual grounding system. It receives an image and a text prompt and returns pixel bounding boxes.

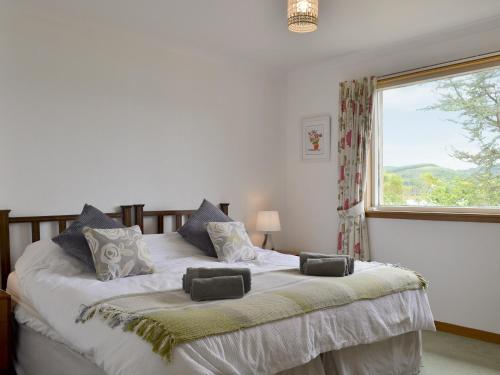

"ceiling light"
[287,0,318,33]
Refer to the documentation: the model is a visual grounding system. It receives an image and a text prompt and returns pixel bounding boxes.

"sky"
[382,80,479,170]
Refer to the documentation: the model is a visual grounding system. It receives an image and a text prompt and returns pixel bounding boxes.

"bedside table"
[274,249,300,256]
[0,290,12,374]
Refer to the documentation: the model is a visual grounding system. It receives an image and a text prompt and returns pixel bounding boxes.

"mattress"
[9,293,423,375]
[9,274,327,375]
[12,311,332,375]
[14,320,106,375]
[11,234,435,375]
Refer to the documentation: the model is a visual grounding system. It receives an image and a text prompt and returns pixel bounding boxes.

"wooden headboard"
[0,203,229,289]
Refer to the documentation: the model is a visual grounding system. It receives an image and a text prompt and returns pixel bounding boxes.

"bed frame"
[0,203,229,290]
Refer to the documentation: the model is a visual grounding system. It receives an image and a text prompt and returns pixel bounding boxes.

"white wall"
[282,21,500,333]
[2,1,500,335]
[0,3,286,260]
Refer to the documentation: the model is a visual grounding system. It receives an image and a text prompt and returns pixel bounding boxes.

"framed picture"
[301,115,331,161]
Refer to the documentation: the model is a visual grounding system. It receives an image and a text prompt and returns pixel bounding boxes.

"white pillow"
[143,233,204,259]
[15,239,85,283]
[206,222,257,263]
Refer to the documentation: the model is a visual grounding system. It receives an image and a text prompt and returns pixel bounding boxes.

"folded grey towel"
[303,258,347,277]
[183,267,251,293]
[190,275,245,301]
[305,258,349,275]
[299,252,354,275]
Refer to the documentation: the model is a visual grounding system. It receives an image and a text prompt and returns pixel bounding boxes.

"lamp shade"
[287,0,318,33]
[256,211,281,232]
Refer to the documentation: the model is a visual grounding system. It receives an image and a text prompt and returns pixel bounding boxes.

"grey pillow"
[178,199,232,257]
[83,225,154,281]
[52,204,125,270]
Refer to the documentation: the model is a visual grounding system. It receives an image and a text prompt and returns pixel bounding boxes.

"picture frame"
[301,115,331,161]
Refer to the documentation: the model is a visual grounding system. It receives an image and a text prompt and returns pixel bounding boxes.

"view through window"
[377,65,500,208]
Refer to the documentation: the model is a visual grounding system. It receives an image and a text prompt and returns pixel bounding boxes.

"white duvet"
[14,234,435,375]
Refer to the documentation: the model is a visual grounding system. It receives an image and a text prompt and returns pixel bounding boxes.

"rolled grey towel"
[299,252,354,275]
[304,258,347,277]
[183,267,251,293]
[308,258,348,276]
[190,275,245,302]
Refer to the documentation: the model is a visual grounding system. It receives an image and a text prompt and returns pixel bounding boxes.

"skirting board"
[435,321,500,345]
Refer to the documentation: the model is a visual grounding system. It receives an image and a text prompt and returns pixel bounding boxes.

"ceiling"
[19,0,500,69]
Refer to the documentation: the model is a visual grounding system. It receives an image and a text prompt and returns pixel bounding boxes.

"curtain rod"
[378,50,500,80]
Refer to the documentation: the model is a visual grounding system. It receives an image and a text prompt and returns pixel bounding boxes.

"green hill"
[382,163,499,206]
[384,163,499,184]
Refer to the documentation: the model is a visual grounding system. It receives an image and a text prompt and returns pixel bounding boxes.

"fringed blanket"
[77,265,427,361]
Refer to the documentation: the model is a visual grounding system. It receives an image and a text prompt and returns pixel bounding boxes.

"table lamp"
[256,211,281,250]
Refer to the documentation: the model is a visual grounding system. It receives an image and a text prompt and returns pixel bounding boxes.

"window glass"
[378,66,500,208]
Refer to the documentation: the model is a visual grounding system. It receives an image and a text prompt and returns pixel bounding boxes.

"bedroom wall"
[0,3,286,262]
[282,19,500,333]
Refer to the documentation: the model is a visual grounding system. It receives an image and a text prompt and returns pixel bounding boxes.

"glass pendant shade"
[287,0,318,33]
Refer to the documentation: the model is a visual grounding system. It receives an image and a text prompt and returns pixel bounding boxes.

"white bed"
[7,233,435,375]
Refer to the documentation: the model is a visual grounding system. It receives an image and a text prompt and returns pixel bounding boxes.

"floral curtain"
[337,77,376,261]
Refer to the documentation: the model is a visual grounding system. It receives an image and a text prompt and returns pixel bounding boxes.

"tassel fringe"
[391,263,429,289]
[76,304,176,362]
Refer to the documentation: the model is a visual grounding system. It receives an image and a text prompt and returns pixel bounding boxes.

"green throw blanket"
[77,265,427,361]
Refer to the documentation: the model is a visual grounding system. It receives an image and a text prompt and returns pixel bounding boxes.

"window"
[369,55,500,220]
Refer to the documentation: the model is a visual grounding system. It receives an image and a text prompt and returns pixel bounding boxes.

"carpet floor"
[421,331,500,374]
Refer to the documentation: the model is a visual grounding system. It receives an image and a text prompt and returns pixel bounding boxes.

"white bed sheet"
[11,305,422,375]
[14,233,435,375]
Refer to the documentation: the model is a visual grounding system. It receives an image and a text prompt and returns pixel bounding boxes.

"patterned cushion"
[206,222,257,262]
[178,199,232,257]
[83,225,154,281]
[52,204,124,270]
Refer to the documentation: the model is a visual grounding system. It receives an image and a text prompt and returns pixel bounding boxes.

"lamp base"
[261,233,275,250]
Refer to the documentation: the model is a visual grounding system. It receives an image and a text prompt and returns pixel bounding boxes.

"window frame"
[366,53,500,223]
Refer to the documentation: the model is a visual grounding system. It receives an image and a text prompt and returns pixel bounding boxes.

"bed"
[0,204,435,375]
